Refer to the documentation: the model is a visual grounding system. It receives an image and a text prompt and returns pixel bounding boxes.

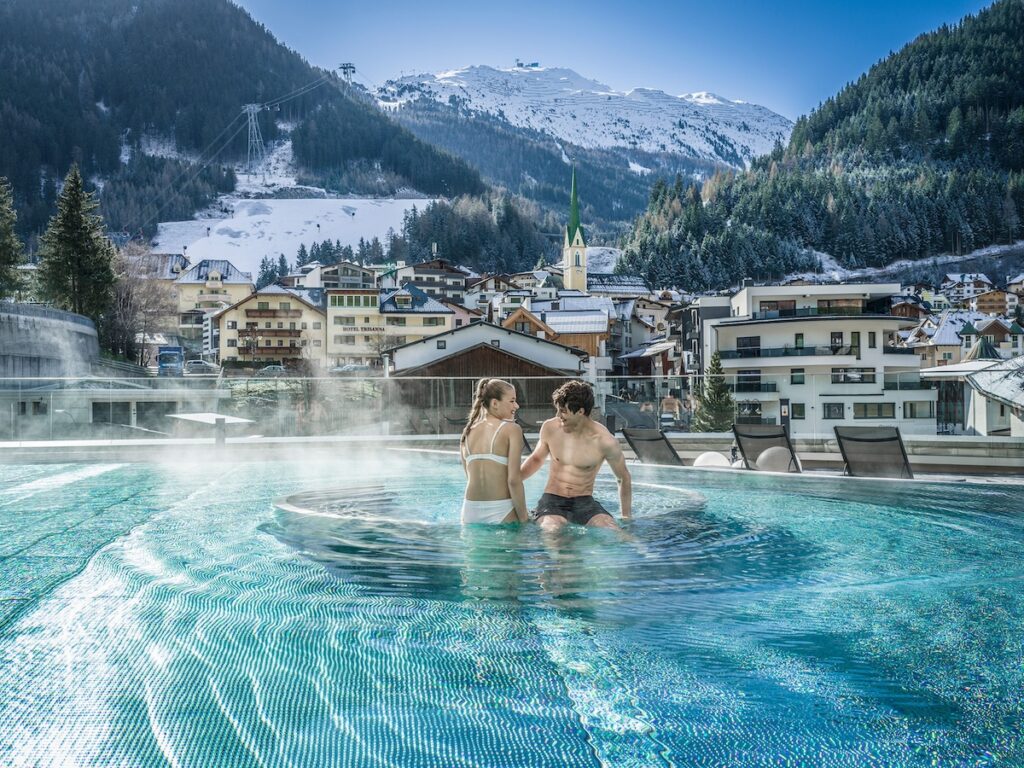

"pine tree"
[256,256,277,289]
[37,165,115,323]
[277,254,290,278]
[691,352,735,432]
[296,243,310,267]
[0,177,23,296]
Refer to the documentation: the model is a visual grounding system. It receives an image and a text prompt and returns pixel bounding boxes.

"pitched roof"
[566,166,585,246]
[966,354,1024,410]
[531,295,615,316]
[586,273,648,293]
[923,309,989,346]
[176,258,252,284]
[379,284,454,314]
[384,320,587,357]
[963,337,1002,361]
[541,310,610,334]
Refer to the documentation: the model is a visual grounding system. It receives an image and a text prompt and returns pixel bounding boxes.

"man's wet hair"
[552,380,594,416]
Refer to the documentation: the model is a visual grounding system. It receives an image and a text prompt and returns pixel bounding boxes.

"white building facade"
[702,284,937,437]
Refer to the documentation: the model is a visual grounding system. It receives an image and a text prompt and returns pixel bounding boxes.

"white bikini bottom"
[461,498,515,524]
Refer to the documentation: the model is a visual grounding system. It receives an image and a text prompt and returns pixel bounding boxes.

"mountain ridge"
[379,64,792,168]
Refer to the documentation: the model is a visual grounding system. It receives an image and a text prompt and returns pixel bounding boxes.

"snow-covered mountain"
[379,65,792,169]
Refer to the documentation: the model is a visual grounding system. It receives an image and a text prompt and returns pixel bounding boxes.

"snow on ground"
[586,246,622,273]
[380,65,793,167]
[232,137,320,195]
[628,161,651,175]
[785,241,1024,284]
[152,198,434,277]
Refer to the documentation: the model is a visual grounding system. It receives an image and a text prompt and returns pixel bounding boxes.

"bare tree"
[104,243,178,365]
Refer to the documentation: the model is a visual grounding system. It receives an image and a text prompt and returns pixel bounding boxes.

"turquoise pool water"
[0,450,1021,766]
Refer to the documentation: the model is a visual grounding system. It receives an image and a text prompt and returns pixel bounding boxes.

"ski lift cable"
[261,71,334,109]
[128,110,247,225]
[135,117,250,237]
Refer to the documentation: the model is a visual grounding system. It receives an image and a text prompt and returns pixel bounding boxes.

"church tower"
[562,167,587,292]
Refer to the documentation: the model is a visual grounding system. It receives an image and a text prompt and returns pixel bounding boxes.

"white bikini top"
[463,420,510,466]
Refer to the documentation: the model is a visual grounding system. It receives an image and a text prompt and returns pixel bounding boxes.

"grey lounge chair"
[731,423,801,472]
[622,427,684,466]
[833,426,914,479]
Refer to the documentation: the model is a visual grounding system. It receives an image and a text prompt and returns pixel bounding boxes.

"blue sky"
[234,0,992,120]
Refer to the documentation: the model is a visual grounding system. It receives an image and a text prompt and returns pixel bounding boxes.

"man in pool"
[521,380,632,529]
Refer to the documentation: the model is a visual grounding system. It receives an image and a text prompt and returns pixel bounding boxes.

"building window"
[824,402,845,420]
[832,367,876,384]
[423,317,444,326]
[790,403,806,419]
[830,331,844,351]
[257,301,269,310]
[313,340,322,347]
[334,317,355,326]
[794,333,804,349]
[575,254,581,267]
[276,339,283,346]
[904,401,935,419]
[456,319,464,327]
[313,322,321,330]
[32,401,47,415]
[514,321,531,334]
[279,302,291,311]
[790,368,805,385]
[437,340,447,349]
[227,320,237,330]
[942,352,953,360]
[854,402,895,419]
[868,331,877,349]
[227,339,237,347]
[490,340,501,348]
[736,336,761,357]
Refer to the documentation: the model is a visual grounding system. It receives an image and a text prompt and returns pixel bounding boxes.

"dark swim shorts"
[533,493,611,525]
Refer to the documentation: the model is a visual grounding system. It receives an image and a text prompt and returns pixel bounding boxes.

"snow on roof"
[966,355,1024,409]
[943,272,992,285]
[541,310,609,334]
[926,309,990,346]
[153,198,433,281]
[176,259,252,284]
[532,296,615,316]
[380,284,453,314]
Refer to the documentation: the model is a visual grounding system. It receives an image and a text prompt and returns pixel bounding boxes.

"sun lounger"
[833,426,914,479]
[731,423,801,472]
[622,427,684,466]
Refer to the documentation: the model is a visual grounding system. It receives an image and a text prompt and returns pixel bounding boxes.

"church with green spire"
[562,167,588,291]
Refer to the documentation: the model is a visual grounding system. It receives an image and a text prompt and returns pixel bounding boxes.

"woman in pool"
[460,378,530,524]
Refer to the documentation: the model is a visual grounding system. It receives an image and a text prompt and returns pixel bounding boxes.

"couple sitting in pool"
[460,379,632,528]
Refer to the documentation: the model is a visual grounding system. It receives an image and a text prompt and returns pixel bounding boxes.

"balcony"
[883,380,936,390]
[882,346,918,355]
[749,306,875,320]
[245,309,303,318]
[238,328,301,338]
[720,345,858,359]
[725,382,779,392]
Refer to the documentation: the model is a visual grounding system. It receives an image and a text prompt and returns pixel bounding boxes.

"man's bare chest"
[551,438,602,472]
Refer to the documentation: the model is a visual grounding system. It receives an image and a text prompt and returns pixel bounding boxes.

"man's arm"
[603,436,632,519]
[520,419,552,480]
[505,426,530,523]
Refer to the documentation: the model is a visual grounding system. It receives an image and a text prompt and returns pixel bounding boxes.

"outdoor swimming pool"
[0,450,1021,766]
